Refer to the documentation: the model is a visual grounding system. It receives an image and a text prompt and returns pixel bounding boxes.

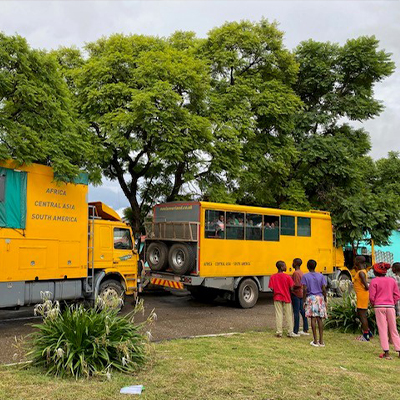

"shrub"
[325,292,400,335]
[28,293,154,378]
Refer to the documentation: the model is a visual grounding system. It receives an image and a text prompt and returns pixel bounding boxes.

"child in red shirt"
[269,260,295,338]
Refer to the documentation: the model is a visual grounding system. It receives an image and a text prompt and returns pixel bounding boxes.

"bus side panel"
[0,163,88,283]
[199,215,334,278]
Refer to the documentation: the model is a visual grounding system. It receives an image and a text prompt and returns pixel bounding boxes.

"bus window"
[246,214,262,240]
[205,210,225,239]
[281,215,295,236]
[264,215,279,241]
[226,212,244,240]
[297,217,311,237]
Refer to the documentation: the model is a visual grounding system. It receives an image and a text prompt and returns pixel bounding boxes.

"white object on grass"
[120,385,144,395]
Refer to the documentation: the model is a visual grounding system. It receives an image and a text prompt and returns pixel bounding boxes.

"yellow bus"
[145,201,355,308]
[0,161,138,309]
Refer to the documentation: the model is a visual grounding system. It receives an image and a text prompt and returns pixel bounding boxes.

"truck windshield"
[113,228,133,250]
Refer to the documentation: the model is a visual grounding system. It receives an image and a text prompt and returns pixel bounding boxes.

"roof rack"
[309,210,330,215]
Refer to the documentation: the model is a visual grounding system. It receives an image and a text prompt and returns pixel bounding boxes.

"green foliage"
[0,33,99,182]
[54,20,300,233]
[325,292,400,335]
[290,37,396,247]
[49,21,396,244]
[28,298,152,378]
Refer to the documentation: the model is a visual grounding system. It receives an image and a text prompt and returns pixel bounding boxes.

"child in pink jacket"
[369,262,400,359]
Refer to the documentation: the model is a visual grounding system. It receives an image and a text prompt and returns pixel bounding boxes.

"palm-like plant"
[28,294,154,378]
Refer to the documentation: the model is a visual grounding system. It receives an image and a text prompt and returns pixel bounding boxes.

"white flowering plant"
[28,296,155,379]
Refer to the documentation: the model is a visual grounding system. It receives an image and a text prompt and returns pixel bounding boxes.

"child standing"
[291,258,309,336]
[302,259,328,347]
[392,262,400,317]
[369,262,400,359]
[269,261,296,338]
[353,256,371,341]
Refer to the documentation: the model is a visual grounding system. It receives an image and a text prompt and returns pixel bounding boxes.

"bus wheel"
[336,273,352,297]
[236,279,258,309]
[98,279,125,310]
[168,243,195,275]
[147,241,168,271]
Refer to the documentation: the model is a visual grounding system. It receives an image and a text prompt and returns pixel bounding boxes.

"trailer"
[0,161,138,308]
[144,201,363,307]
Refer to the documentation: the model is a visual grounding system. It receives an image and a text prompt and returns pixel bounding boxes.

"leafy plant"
[325,292,400,335]
[28,293,155,378]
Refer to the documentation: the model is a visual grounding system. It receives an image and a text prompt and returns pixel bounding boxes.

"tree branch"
[166,161,185,202]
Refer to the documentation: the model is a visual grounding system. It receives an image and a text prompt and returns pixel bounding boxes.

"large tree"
[0,33,96,181]
[237,35,396,246]
[59,21,300,234]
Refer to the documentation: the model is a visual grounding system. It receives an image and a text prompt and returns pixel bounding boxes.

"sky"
[1,0,399,213]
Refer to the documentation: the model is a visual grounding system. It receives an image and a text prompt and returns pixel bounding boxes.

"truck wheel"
[236,279,258,309]
[147,241,168,271]
[168,243,195,275]
[188,286,219,302]
[336,273,352,297]
[98,279,125,309]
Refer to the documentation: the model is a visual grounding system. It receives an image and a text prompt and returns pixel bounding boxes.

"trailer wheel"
[147,241,168,271]
[236,279,259,309]
[98,279,125,309]
[168,243,195,275]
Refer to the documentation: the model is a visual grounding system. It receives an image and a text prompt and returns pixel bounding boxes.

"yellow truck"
[0,161,138,309]
[145,201,371,307]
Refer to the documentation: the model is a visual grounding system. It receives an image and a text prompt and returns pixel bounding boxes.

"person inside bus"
[301,259,327,347]
[268,261,296,338]
[215,214,225,238]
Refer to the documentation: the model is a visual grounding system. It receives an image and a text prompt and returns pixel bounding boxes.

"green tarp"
[0,167,27,229]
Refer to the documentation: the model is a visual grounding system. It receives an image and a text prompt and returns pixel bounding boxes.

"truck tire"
[188,286,219,302]
[98,279,125,309]
[168,243,195,275]
[147,241,168,271]
[236,278,259,309]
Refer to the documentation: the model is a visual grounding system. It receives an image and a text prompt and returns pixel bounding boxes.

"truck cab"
[89,202,138,303]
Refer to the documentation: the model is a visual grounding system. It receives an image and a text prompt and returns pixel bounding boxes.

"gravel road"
[0,290,277,364]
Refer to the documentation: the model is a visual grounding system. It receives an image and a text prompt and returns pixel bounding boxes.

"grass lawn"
[0,330,399,400]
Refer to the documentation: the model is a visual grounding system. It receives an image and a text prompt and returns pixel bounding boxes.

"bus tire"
[147,241,168,271]
[236,279,259,309]
[336,273,352,297]
[168,243,195,275]
[98,279,125,309]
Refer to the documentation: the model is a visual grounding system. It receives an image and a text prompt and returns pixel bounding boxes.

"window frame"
[113,227,133,250]
[262,214,281,242]
[280,215,296,236]
[225,211,245,240]
[297,216,311,237]
[204,209,226,239]
[245,213,263,241]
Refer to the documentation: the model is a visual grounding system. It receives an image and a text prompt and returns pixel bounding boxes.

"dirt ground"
[0,290,277,364]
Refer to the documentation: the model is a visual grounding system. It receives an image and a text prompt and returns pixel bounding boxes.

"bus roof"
[154,201,331,220]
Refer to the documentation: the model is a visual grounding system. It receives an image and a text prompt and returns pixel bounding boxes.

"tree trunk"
[128,197,142,237]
